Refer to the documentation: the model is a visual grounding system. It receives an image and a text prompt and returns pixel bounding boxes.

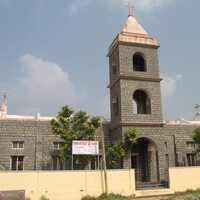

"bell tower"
[108,5,164,140]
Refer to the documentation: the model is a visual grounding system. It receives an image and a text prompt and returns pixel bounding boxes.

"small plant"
[25,197,32,200]
[81,195,96,200]
[40,195,49,200]
[82,193,134,200]
[106,128,138,168]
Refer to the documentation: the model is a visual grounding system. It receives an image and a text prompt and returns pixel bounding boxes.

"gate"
[135,169,142,189]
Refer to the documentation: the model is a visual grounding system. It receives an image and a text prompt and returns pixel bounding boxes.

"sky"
[0,0,200,121]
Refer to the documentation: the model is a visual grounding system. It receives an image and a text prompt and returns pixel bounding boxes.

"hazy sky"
[0,0,200,120]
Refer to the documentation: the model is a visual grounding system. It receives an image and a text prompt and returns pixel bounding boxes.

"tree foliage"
[106,141,126,168]
[51,105,100,162]
[192,127,200,152]
[106,129,138,168]
[123,128,138,151]
[51,105,138,169]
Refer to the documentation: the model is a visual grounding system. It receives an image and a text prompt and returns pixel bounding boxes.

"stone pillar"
[148,150,158,182]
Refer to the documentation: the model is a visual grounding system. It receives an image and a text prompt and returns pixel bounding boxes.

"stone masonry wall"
[116,123,200,181]
[118,43,163,124]
[0,118,104,171]
[120,79,163,123]
[119,44,160,79]
[0,119,58,170]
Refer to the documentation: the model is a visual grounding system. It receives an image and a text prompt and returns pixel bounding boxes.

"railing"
[135,169,142,190]
[135,169,169,190]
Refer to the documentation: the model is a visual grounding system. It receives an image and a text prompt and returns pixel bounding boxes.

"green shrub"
[81,195,97,200]
[82,193,133,200]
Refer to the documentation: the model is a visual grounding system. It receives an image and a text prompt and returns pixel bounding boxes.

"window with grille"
[186,142,195,148]
[11,156,24,171]
[12,141,24,149]
[52,156,66,170]
[53,142,63,149]
[112,95,119,116]
[187,154,196,166]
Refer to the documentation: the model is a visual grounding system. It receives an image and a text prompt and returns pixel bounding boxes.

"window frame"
[52,156,66,170]
[53,142,64,149]
[112,60,117,76]
[133,90,151,114]
[112,95,119,116]
[187,154,196,166]
[11,156,24,171]
[186,142,195,148]
[133,53,146,72]
[12,141,24,149]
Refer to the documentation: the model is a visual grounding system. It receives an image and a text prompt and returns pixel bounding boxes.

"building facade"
[0,8,200,183]
[107,10,200,182]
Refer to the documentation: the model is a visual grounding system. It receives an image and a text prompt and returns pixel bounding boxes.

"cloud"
[68,0,176,15]
[69,0,92,14]
[19,54,77,99]
[161,74,182,98]
[134,0,175,13]
[14,54,83,115]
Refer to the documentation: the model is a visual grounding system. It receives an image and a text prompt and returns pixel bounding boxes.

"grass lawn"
[81,189,200,200]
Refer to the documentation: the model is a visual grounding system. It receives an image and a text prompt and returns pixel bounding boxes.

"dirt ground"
[134,196,168,200]
[133,194,200,200]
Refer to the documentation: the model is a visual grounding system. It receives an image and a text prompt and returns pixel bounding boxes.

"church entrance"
[131,138,159,184]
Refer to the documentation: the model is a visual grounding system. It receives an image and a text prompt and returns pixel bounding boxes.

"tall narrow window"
[165,154,169,168]
[52,156,65,170]
[112,95,119,116]
[165,142,168,149]
[133,53,146,72]
[112,60,117,76]
[11,156,24,171]
[133,90,151,114]
[187,154,196,166]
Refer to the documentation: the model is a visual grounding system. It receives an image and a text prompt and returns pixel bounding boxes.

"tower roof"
[108,8,158,55]
[121,15,148,37]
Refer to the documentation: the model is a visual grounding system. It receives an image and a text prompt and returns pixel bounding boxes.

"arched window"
[112,95,118,116]
[133,53,146,72]
[111,60,117,76]
[133,90,151,114]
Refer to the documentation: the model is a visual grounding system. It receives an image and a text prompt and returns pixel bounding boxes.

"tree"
[123,128,138,151]
[106,141,126,168]
[106,128,138,168]
[51,105,100,169]
[193,127,200,152]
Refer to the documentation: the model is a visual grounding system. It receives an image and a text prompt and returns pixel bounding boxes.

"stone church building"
[0,8,200,184]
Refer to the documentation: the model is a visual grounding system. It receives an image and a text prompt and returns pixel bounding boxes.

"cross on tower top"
[126,2,134,16]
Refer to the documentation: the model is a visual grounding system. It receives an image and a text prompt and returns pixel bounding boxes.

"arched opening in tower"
[133,53,146,72]
[133,90,151,114]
